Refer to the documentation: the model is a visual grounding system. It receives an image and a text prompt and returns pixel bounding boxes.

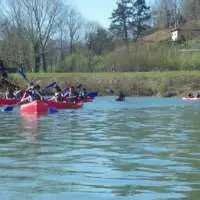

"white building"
[171,28,200,41]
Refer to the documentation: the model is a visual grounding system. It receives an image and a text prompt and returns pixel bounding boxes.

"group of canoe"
[0,82,98,115]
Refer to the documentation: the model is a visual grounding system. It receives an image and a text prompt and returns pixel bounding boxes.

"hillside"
[142,29,172,42]
[142,20,200,43]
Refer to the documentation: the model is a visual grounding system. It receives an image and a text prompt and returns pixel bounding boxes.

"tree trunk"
[42,47,47,72]
[34,43,40,73]
[123,20,128,41]
[70,38,73,54]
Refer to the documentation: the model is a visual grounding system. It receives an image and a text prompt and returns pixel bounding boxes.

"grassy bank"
[6,71,200,97]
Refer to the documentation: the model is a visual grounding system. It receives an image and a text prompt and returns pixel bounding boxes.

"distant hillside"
[142,29,171,42]
[142,20,200,43]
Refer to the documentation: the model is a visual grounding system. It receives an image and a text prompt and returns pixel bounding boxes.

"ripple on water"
[0,97,200,200]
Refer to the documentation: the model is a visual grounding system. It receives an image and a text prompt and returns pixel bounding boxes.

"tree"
[153,0,183,29]
[131,0,151,39]
[4,0,63,72]
[86,27,115,55]
[66,8,83,54]
[181,0,200,20]
[109,0,151,41]
[0,20,31,67]
[57,5,70,62]
[109,0,132,41]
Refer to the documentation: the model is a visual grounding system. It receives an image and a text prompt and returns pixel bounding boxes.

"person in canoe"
[20,83,43,103]
[68,86,78,103]
[79,88,88,99]
[116,91,125,101]
[5,87,15,99]
[63,87,70,98]
[188,93,194,98]
[50,85,64,102]
[14,87,23,99]
[196,93,200,98]
[76,84,82,95]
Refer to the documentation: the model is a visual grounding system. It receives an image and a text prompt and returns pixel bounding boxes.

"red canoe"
[0,98,19,106]
[63,96,93,103]
[45,100,83,109]
[20,100,49,114]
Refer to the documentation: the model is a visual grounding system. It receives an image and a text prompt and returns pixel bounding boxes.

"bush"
[158,80,169,96]
[60,51,104,72]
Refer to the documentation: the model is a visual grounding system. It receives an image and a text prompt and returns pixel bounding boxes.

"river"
[0,97,200,200]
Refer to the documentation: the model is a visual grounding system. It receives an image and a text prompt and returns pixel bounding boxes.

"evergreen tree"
[109,0,132,41]
[131,0,151,39]
[86,28,115,55]
[109,0,151,41]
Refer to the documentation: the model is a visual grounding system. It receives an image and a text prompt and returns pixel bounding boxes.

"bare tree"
[84,21,100,42]
[0,2,31,68]
[153,0,182,29]
[181,0,200,20]
[4,0,63,72]
[66,8,83,54]
[57,5,70,61]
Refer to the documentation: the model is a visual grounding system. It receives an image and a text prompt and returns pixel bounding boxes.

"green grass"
[11,71,200,79]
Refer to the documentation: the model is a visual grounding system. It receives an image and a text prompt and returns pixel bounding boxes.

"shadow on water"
[0,97,200,199]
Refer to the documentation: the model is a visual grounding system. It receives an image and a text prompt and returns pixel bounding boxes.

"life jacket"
[63,91,69,97]
[6,92,15,99]
[55,92,62,101]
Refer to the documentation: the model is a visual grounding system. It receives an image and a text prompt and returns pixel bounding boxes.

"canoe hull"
[45,100,83,109]
[182,97,200,101]
[0,98,19,106]
[20,100,49,114]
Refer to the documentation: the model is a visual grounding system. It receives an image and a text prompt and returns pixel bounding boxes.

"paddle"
[2,102,21,112]
[48,107,58,114]
[87,92,98,98]
[17,66,57,90]
[2,106,14,112]
[17,67,29,83]
[45,81,57,89]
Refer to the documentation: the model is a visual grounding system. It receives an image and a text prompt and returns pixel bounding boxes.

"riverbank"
[4,71,200,97]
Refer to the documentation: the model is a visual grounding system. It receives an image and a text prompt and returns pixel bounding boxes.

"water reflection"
[20,113,41,131]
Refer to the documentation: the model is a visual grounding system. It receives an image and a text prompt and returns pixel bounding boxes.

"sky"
[68,0,117,28]
[68,0,153,28]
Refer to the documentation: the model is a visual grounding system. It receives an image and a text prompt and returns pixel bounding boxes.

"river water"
[0,97,200,200]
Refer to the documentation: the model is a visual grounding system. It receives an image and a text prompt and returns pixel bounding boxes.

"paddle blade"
[2,106,14,112]
[45,82,57,89]
[87,92,98,98]
[48,107,58,114]
[17,67,29,82]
